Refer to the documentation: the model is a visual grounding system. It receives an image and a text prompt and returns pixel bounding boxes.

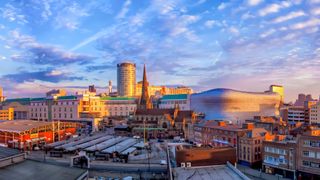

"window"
[303,161,310,167]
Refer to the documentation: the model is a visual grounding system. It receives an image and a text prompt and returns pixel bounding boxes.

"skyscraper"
[138,64,152,109]
[0,87,4,102]
[117,62,136,97]
[108,80,112,95]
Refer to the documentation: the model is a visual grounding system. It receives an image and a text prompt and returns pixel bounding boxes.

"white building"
[287,106,305,123]
[100,97,137,117]
[159,94,190,110]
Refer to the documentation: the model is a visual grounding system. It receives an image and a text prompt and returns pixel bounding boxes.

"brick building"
[175,146,236,167]
[262,135,297,179]
[238,123,273,167]
[262,126,320,179]
[296,127,320,179]
[130,108,197,139]
[193,121,246,147]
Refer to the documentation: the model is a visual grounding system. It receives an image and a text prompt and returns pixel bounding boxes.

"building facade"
[262,127,320,179]
[286,106,305,123]
[136,84,193,97]
[262,135,297,179]
[191,87,282,123]
[117,62,136,97]
[0,108,14,120]
[193,121,246,147]
[0,87,4,102]
[100,97,137,117]
[296,128,320,178]
[310,102,320,124]
[130,108,196,139]
[159,94,190,110]
[238,124,272,167]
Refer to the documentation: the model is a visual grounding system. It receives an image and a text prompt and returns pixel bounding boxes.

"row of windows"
[30,113,47,118]
[264,155,288,165]
[264,146,287,155]
[31,106,136,112]
[302,161,320,168]
[109,112,130,116]
[30,108,47,112]
[160,100,187,104]
[31,101,77,106]
[240,139,261,145]
[302,151,320,159]
[53,113,73,119]
[304,140,320,147]
[136,116,160,121]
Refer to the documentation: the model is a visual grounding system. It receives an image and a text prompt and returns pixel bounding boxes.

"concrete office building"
[296,127,320,178]
[310,102,320,124]
[117,62,136,97]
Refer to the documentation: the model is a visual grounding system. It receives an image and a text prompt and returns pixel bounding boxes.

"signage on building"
[30,133,38,139]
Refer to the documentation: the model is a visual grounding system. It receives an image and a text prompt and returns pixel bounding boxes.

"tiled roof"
[161,94,188,100]
[0,120,52,133]
[195,121,243,131]
[247,128,268,138]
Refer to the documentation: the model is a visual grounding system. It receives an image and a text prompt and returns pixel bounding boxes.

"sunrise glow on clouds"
[0,0,319,102]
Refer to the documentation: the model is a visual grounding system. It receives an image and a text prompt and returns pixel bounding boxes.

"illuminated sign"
[30,133,38,139]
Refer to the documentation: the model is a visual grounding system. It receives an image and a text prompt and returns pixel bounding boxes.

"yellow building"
[268,85,284,102]
[0,87,5,102]
[136,82,193,96]
[0,108,14,120]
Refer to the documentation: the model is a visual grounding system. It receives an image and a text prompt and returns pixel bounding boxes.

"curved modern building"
[191,88,282,123]
[117,62,136,97]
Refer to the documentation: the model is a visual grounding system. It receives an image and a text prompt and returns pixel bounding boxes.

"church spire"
[139,64,152,109]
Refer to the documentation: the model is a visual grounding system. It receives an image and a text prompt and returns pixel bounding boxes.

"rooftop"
[100,96,136,101]
[0,120,52,133]
[135,109,175,116]
[195,121,243,131]
[174,164,249,180]
[4,98,32,105]
[0,160,87,180]
[0,146,21,159]
[57,95,77,100]
[161,94,188,100]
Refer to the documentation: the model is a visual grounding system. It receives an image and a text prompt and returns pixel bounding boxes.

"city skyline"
[0,0,319,101]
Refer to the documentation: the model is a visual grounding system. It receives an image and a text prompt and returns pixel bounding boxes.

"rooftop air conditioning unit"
[187,162,192,167]
[181,163,186,167]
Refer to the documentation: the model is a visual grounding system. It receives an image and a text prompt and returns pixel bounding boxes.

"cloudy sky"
[0,0,319,102]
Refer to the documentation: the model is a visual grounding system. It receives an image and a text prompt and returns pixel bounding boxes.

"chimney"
[218,121,226,126]
[242,123,254,130]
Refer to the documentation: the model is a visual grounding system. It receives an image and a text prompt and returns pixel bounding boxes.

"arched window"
[162,122,168,129]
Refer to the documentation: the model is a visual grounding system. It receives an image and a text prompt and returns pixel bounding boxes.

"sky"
[0,0,319,102]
